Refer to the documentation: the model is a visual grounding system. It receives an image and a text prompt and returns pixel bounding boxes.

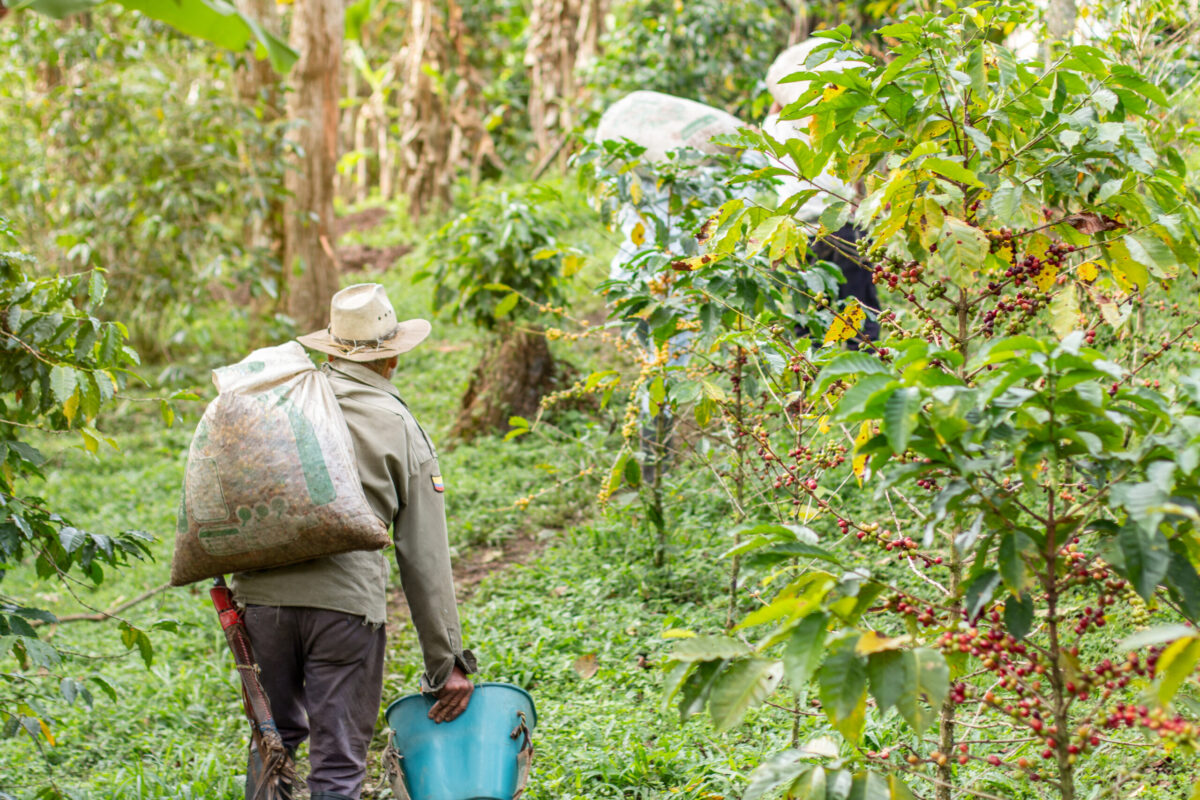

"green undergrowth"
[0,416,820,799]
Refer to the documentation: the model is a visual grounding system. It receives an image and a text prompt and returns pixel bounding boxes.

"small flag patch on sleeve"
[431,475,444,493]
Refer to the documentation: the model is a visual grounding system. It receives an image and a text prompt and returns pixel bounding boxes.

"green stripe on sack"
[285,404,337,506]
[198,528,243,540]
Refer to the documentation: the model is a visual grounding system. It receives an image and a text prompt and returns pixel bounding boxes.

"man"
[232,283,476,800]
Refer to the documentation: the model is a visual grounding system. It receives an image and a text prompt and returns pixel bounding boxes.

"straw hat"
[297,283,431,363]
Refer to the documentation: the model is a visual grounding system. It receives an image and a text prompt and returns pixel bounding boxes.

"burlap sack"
[594,91,745,165]
[170,342,388,586]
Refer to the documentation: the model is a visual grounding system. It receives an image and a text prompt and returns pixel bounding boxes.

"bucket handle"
[383,729,413,800]
[510,710,535,800]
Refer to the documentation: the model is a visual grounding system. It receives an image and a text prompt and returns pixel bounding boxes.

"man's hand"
[429,666,473,723]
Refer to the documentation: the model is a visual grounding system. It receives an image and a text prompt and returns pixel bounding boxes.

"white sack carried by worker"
[594,90,746,165]
[763,39,869,220]
[170,341,388,586]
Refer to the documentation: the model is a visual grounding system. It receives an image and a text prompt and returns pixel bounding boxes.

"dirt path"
[335,206,412,273]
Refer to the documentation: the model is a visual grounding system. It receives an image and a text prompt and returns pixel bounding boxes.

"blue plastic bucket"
[385,682,536,800]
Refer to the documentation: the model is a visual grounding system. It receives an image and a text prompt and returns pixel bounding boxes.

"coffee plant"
[0,217,164,751]
[553,2,1200,798]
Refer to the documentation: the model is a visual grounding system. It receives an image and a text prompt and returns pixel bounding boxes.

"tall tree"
[284,0,344,331]
[234,0,284,272]
[525,0,607,167]
[395,0,495,217]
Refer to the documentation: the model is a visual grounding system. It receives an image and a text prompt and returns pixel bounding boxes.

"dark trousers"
[811,224,881,342]
[243,606,386,800]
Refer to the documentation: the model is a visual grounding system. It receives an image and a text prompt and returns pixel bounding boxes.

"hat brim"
[297,318,432,362]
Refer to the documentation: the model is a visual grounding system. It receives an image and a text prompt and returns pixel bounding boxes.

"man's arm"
[393,456,477,720]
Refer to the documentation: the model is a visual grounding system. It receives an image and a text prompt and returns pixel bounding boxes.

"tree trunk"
[1045,0,1077,58]
[284,0,344,332]
[395,0,496,217]
[234,0,284,282]
[451,328,559,441]
[525,0,607,167]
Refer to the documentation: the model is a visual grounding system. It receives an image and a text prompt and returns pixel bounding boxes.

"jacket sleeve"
[393,455,477,693]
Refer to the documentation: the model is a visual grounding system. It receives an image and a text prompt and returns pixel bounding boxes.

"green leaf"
[670,635,751,663]
[865,649,906,714]
[937,218,990,285]
[783,613,828,691]
[744,753,812,800]
[1120,624,1195,651]
[493,293,520,319]
[1155,636,1200,707]
[923,158,983,188]
[1166,538,1200,622]
[789,765,828,800]
[678,660,725,721]
[815,352,891,392]
[49,366,76,404]
[998,532,1034,593]
[989,183,1024,227]
[1125,233,1178,278]
[88,270,108,307]
[1004,592,1035,641]
[708,658,783,732]
[818,637,868,740]
[90,675,118,702]
[848,771,891,800]
[883,387,919,454]
[22,0,299,73]
[964,569,1001,620]
[893,648,948,732]
[1118,522,1171,601]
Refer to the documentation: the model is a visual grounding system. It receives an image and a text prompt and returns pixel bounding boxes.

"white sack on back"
[594,91,746,165]
[170,341,388,585]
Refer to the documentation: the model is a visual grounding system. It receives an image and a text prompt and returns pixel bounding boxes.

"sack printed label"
[431,474,445,493]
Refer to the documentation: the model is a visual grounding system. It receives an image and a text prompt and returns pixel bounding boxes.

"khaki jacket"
[232,359,475,692]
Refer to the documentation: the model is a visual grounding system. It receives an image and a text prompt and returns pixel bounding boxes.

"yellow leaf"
[996,240,1014,264]
[1025,233,1051,262]
[916,199,945,249]
[822,85,846,103]
[1051,286,1081,339]
[922,119,953,139]
[855,631,912,655]
[1077,260,1100,282]
[629,179,643,206]
[573,653,599,679]
[1098,299,1124,328]
[818,415,831,434]
[846,153,870,183]
[631,221,646,246]
[662,629,697,639]
[39,718,56,747]
[63,389,80,425]
[562,254,585,277]
[823,301,865,346]
[1033,262,1058,293]
[852,421,873,485]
